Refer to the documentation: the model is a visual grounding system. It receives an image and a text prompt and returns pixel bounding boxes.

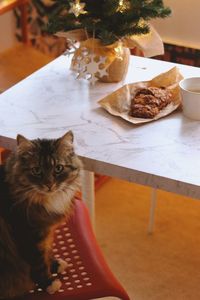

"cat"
[0,130,83,298]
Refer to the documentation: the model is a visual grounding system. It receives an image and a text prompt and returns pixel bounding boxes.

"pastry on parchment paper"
[98,67,183,124]
[130,86,172,118]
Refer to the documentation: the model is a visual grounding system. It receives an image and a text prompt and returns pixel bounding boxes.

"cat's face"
[15,131,82,195]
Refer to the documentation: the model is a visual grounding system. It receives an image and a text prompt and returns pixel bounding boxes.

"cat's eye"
[31,167,42,176]
[55,164,64,174]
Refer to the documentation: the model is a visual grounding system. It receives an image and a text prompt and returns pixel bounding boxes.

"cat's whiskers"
[10,185,35,206]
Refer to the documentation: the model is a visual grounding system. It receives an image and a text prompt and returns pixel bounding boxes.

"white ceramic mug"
[179,77,200,120]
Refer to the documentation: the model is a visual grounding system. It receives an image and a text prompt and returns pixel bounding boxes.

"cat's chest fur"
[43,190,74,215]
[28,186,77,216]
[8,193,70,250]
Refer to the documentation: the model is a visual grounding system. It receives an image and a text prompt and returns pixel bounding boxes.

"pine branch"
[47,0,171,44]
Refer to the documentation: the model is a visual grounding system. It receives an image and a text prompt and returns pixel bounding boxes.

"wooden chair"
[0,0,52,91]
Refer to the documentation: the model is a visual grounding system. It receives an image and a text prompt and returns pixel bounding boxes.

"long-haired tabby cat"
[0,131,82,298]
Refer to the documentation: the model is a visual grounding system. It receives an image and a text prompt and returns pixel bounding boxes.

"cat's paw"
[57,258,68,273]
[46,279,62,294]
[50,258,68,274]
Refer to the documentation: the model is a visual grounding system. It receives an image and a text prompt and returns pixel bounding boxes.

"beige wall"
[152,0,200,49]
[0,1,200,52]
[0,11,16,53]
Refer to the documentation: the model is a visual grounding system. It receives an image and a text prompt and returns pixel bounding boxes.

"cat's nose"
[46,183,53,191]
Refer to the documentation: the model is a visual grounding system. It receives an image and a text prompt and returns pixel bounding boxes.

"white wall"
[0,1,200,52]
[152,0,200,49]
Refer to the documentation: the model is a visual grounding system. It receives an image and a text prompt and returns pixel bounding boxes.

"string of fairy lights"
[69,0,130,17]
[50,0,169,84]
[68,0,130,59]
[65,0,134,84]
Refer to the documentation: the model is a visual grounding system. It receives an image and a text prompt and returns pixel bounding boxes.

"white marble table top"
[0,55,200,199]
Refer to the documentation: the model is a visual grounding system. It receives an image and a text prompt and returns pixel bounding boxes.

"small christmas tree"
[48,0,171,45]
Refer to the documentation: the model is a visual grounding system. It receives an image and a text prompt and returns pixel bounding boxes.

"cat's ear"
[17,134,32,148]
[60,131,74,146]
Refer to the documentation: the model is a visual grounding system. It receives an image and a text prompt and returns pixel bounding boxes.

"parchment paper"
[98,67,183,124]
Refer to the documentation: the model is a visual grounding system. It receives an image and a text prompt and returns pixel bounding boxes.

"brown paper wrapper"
[123,25,164,57]
[98,67,183,124]
[100,48,130,83]
[56,25,164,57]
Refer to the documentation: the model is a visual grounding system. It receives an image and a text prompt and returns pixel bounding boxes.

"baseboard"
[155,43,200,67]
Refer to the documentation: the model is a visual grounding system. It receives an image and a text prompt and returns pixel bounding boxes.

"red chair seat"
[15,199,130,300]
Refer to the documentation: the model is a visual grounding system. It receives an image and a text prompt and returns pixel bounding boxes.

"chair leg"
[19,1,29,44]
[148,188,157,234]
[81,170,95,228]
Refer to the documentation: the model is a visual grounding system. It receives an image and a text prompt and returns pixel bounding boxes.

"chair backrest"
[14,199,130,300]
[0,0,29,44]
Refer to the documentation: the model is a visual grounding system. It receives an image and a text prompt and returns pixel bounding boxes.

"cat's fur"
[0,131,82,298]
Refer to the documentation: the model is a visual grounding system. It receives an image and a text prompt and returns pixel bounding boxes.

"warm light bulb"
[69,0,87,17]
[117,0,130,13]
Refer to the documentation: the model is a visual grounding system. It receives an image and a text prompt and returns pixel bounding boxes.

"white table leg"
[148,188,157,234]
[81,170,95,227]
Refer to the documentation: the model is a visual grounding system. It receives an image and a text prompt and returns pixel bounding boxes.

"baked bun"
[130,86,172,118]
